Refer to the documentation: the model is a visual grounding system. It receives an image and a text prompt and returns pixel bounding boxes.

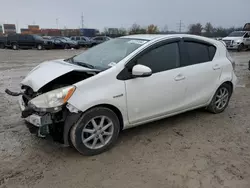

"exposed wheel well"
[223,81,233,91]
[88,104,124,131]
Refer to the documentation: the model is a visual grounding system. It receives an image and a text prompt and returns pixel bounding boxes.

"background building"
[3,24,16,34]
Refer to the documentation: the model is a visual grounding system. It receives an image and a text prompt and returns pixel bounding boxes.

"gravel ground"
[0,49,250,188]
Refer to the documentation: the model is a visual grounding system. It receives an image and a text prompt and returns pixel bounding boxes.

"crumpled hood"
[21,59,94,92]
[222,37,242,41]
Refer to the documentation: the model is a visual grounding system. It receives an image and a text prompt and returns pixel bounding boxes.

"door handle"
[175,74,185,81]
[213,64,221,70]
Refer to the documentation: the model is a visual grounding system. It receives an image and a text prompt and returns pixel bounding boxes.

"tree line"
[102,22,243,38]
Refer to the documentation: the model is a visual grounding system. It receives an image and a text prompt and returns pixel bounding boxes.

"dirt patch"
[1,49,250,188]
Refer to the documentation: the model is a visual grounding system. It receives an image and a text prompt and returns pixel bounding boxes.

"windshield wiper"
[76,61,95,69]
[65,56,95,69]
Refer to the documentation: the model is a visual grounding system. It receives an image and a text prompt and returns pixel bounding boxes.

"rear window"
[181,41,217,66]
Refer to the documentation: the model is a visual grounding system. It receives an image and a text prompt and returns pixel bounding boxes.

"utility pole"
[177,20,185,33]
[56,18,59,29]
[81,12,84,29]
[16,20,19,33]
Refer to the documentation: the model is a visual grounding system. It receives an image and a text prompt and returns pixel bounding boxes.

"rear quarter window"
[181,41,217,67]
[208,46,216,60]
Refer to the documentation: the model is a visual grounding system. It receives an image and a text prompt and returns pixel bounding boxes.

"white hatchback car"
[6,34,237,155]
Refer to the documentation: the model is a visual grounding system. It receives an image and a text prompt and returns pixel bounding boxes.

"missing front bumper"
[18,96,53,127]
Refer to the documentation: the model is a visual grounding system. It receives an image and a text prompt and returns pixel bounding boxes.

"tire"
[12,43,18,50]
[64,44,69,49]
[237,43,244,52]
[0,43,4,49]
[70,107,120,156]
[37,44,43,50]
[207,83,232,114]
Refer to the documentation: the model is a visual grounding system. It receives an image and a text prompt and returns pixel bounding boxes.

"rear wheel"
[70,107,120,156]
[64,44,69,49]
[12,43,18,50]
[207,83,232,113]
[37,44,43,50]
[0,43,4,49]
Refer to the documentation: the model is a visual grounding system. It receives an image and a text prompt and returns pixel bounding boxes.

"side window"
[76,37,80,40]
[244,33,249,38]
[19,35,26,40]
[136,42,179,74]
[208,46,216,60]
[26,35,34,40]
[80,37,86,41]
[182,42,210,66]
[71,37,75,40]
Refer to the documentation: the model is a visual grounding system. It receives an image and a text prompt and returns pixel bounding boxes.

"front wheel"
[207,83,232,114]
[237,43,244,52]
[70,107,120,156]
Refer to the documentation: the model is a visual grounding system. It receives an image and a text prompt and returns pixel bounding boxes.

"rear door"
[179,38,221,108]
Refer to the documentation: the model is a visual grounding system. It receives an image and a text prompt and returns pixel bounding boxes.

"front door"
[125,40,187,124]
[243,32,250,46]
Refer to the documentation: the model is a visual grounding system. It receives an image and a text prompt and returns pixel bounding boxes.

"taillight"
[226,50,235,70]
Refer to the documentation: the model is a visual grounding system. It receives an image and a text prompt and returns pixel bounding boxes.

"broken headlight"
[29,86,76,110]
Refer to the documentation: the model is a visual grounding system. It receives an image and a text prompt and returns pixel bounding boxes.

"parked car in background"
[51,37,80,49]
[0,36,7,48]
[222,31,250,51]
[90,36,111,46]
[6,34,237,156]
[4,34,53,50]
[70,36,93,47]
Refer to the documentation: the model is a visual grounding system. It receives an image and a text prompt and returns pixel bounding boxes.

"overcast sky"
[0,0,249,31]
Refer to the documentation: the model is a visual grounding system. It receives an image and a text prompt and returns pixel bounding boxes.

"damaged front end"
[5,59,99,144]
[6,85,78,142]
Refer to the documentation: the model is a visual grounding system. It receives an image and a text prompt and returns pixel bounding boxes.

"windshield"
[62,37,71,41]
[228,31,246,37]
[33,35,44,40]
[72,38,148,70]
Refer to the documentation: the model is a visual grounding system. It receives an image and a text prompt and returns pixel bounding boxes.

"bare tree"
[129,23,146,35]
[204,22,214,37]
[188,23,203,35]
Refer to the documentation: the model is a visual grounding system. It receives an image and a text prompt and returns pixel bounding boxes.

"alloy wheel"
[215,87,229,110]
[81,116,114,149]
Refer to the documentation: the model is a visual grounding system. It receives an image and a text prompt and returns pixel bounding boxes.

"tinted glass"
[244,33,250,38]
[182,42,210,66]
[19,35,26,40]
[137,42,179,73]
[26,35,34,40]
[76,37,80,40]
[208,46,216,60]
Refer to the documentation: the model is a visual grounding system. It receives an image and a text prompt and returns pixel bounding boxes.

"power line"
[176,20,185,33]
[56,18,59,29]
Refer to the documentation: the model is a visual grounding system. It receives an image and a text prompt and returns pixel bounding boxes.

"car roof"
[120,34,218,44]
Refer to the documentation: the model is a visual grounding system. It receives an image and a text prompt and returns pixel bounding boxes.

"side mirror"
[132,64,152,77]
